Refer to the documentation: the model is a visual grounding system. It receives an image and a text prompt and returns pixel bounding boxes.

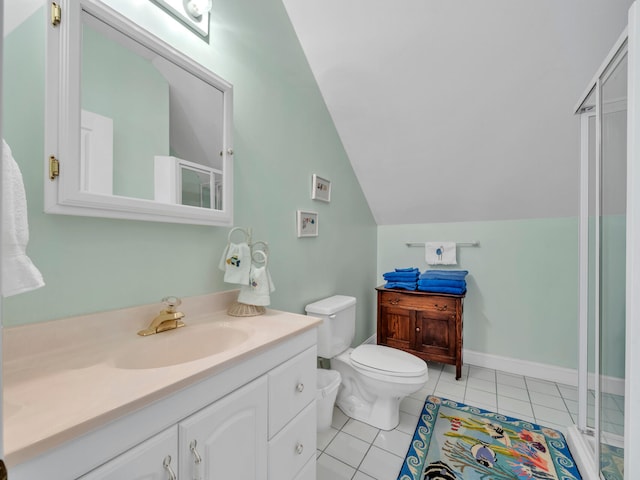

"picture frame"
[297,210,318,237]
[311,174,331,202]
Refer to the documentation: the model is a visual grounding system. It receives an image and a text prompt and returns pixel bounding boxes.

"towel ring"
[252,249,268,267]
[228,227,251,244]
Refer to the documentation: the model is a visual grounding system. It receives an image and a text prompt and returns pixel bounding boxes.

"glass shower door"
[598,45,627,479]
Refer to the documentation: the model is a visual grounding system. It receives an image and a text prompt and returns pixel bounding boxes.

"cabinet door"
[378,304,414,351]
[415,309,456,360]
[178,377,268,480]
[78,427,178,480]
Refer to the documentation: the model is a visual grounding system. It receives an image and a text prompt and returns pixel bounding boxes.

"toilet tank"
[305,295,357,358]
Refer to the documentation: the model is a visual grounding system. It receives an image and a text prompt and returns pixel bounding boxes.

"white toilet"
[306,295,428,430]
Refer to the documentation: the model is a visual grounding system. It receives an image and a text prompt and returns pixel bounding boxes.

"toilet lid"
[350,345,427,377]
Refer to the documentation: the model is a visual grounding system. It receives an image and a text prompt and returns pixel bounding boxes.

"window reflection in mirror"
[80,11,225,209]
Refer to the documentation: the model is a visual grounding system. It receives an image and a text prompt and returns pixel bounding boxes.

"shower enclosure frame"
[569,2,640,478]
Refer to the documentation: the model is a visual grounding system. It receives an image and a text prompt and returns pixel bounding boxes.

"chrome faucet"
[138,296,186,336]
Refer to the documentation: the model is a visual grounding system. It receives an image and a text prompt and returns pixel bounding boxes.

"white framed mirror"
[45,0,233,226]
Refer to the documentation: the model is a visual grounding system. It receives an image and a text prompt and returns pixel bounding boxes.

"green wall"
[378,218,581,370]
[1,0,377,344]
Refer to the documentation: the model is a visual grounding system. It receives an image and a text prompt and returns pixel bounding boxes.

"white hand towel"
[219,241,251,285]
[2,139,45,297]
[425,242,457,265]
[237,265,275,306]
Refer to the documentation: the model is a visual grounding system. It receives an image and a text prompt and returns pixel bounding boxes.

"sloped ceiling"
[282,0,634,225]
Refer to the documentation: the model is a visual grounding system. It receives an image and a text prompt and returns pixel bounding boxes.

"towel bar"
[406,241,480,247]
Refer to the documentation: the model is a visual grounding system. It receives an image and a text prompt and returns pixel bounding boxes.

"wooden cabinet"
[376,287,465,379]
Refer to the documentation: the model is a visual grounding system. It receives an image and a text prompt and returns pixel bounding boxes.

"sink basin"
[114,322,251,369]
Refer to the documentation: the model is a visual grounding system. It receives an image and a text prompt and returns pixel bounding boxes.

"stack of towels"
[417,270,468,295]
[382,267,420,290]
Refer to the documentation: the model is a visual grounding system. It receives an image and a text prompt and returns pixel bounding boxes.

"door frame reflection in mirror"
[45,0,234,226]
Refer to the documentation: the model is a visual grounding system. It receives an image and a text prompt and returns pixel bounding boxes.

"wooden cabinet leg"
[456,361,462,380]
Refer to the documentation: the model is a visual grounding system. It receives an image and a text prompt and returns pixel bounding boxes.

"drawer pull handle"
[296,383,304,393]
[163,455,177,480]
[390,298,400,305]
[295,443,304,455]
[435,304,448,311]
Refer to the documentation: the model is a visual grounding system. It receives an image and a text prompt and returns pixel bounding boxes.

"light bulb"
[185,0,212,18]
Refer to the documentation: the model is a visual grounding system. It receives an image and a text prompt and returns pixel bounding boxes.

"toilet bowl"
[305,295,429,431]
[331,345,428,430]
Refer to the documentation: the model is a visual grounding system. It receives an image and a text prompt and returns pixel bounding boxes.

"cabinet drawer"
[268,346,316,437]
[379,291,457,313]
[268,401,316,480]
[422,296,457,314]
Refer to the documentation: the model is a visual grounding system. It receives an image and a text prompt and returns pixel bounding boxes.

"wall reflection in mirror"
[81,11,224,210]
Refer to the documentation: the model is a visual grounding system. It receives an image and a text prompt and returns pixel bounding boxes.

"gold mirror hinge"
[0,459,7,480]
[49,155,60,180]
[51,2,62,26]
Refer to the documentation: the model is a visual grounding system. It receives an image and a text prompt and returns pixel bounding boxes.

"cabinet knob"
[296,383,304,393]
[295,443,304,455]
[416,327,420,332]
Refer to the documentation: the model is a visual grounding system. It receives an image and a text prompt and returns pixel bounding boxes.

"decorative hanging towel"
[237,265,275,306]
[425,242,457,265]
[2,139,45,297]
[218,242,251,284]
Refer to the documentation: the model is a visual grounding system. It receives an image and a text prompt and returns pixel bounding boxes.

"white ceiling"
[282,0,634,225]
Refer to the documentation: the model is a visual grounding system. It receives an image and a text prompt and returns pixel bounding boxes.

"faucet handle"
[162,296,182,312]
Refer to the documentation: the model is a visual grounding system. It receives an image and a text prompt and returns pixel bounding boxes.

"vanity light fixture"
[151,0,212,37]
[185,0,213,19]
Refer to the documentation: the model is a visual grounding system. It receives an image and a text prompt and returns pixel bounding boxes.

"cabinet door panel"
[416,311,455,357]
[179,377,268,480]
[378,305,414,350]
[79,427,178,480]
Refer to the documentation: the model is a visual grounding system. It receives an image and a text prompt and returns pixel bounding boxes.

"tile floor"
[316,362,585,480]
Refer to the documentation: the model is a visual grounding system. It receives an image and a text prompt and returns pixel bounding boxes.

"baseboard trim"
[463,349,624,396]
[363,334,376,345]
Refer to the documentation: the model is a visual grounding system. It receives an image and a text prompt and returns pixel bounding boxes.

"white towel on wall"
[2,139,45,297]
[425,242,457,265]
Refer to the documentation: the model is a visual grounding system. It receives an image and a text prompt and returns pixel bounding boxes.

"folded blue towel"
[395,267,420,273]
[384,281,417,290]
[417,285,466,295]
[383,272,419,281]
[417,279,466,289]
[419,270,469,281]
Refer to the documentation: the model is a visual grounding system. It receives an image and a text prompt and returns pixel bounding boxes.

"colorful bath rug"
[398,396,582,480]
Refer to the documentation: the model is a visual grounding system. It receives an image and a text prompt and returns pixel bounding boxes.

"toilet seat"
[350,344,427,378]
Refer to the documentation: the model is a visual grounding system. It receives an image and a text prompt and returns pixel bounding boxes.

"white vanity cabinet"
[9,327,317,480]
[267,347,317,480]
[78,427,179,480]
[80,378,268,480]
[178,377,268,480]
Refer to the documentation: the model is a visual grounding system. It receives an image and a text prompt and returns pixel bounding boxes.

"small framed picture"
[297,210,318,237]
[312,174,331,202]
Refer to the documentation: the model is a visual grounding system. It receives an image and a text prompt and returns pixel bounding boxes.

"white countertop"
[2,290,320,466]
